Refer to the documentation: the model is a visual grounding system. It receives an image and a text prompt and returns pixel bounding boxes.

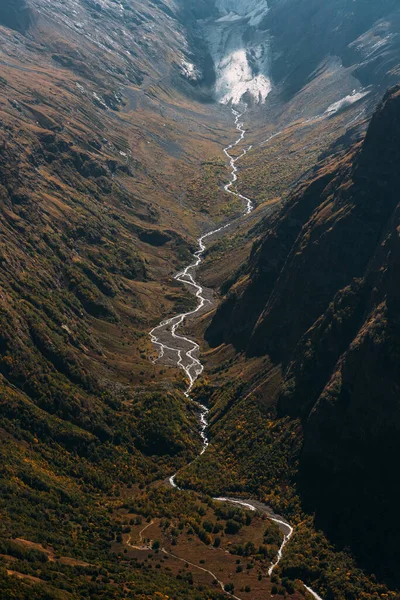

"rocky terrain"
[190,0,400,241]
[0,1,244,598]
[205,84,400,589]
[185,0,400,113]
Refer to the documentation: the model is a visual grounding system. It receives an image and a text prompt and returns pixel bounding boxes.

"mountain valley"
[0,1,400,599]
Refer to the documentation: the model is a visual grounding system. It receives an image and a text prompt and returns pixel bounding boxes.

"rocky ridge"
[206,85,400,586]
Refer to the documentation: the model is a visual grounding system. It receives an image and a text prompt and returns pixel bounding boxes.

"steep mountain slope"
[242,0,400,212]
[190,0,400,266]
[188,0,400,112]
[0,0,229,457]
[0,1,245,598]
[205,85,400,588]
[268,0,400,101]
[0,0,35,33]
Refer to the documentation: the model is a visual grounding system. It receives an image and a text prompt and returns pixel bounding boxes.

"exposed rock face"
[183,0,400,109]
[289,88,400,585]
[0,0,34,33]
[267,0,400,99]
[207,86,400,584]
[166,0,400,116]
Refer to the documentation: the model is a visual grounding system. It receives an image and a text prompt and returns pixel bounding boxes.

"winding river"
[149,108,323,600]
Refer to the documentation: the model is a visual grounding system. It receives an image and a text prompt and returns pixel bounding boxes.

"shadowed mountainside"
[206,85,400,587]
[0,0,34,33]
[267,0,400,99]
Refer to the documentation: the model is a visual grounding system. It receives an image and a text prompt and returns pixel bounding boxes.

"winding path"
[126,518,245,599]
[126,520,155,550]
[149,108,323,600]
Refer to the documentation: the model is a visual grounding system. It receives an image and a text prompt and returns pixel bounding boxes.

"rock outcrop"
[207,85,400,585]
[0,0,34,33]
[267,0,400,99]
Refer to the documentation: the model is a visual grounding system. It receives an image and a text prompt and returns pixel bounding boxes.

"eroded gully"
[149,108,323,600]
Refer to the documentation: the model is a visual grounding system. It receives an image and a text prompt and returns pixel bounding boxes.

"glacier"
[202,0,272,105]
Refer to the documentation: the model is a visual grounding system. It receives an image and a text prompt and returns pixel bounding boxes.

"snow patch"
[180,60,201,82]
[93,92,107,108]
[216,12,244,23]
[203,0,272,105]
[217,49,271,104]
[352,32,396,60]
[325,90,369,116]
[216,0,269,26]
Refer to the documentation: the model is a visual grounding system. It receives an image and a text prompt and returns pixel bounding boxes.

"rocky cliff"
[0,0,34,33]
[207,85,400,585]
[267,0,400,100]
[186,0,400,112]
